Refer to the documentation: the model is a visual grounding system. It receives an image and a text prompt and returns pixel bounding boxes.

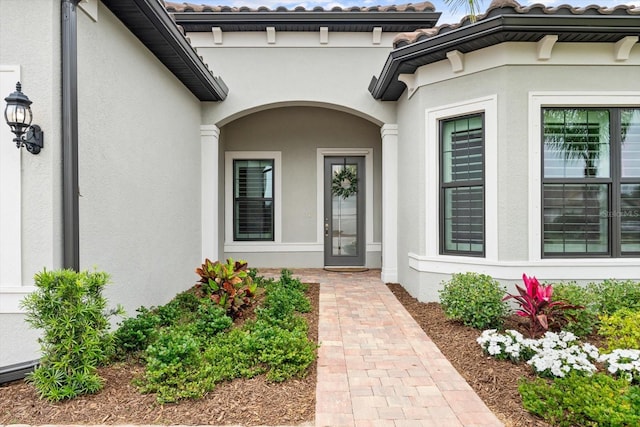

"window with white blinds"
[233,159,274,241]
[440,114,485,256]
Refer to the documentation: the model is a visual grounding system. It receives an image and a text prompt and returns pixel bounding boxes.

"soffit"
[101,0,228,101]
[370,0,640,100]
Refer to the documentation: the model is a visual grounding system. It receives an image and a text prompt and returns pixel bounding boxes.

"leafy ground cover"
[2,271,639,426]
[0,269,319,426]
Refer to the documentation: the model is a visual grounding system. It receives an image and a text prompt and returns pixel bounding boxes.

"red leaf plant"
[503,273,583,338]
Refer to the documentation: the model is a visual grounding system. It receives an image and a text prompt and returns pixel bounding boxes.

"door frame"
[316,148,375,265]
[324,156,366,266]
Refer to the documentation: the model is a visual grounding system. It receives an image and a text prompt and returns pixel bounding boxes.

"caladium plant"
[503,274,583,338]
[195,258,258,319]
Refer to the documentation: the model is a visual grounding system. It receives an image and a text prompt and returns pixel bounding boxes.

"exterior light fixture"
[4,82,43,154]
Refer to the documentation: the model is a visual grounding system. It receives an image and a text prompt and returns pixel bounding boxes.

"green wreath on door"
[331,166,358,199]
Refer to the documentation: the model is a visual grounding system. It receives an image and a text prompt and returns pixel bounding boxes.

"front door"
[324,156,365,266]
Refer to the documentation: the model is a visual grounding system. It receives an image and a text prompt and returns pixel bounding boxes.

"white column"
[381,124,398,283]
[201,125,220,262]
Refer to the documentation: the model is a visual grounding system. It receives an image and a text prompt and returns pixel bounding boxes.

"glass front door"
[324,156,365,266]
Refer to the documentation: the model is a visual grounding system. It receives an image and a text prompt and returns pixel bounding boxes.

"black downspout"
[61,0,80,271]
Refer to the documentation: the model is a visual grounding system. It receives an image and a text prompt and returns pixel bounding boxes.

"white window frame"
[422,95,498,262]
[528,92,640,263]
[224,151,282,249]
[0,65,29,313]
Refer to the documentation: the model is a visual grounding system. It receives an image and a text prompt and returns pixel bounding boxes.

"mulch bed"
[0,284,319,426]
[1,280,554,426]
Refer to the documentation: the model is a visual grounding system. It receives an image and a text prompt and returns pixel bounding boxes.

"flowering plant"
[477,329,599,378]
[599,349,640,383]
[526,332,599,378]
[476,329,538,362]
[503,273,582,337]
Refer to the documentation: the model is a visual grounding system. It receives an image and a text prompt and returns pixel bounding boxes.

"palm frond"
[443,0,484,22]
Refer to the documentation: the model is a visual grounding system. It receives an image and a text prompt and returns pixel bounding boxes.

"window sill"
[0,287,36,314]
[408,252,640,280]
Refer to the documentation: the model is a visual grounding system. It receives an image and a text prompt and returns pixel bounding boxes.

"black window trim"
[439,113,486,257]
[541,107,640,258]
[232,158,275,242]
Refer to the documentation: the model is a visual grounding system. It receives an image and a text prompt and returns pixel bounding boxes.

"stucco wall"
[193,34,397,127]
[395,58,640,301]
[0,0,62,366]
[76,3,204,316]
[221,106,382,267]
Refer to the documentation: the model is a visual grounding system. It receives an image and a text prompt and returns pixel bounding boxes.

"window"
[542,108,640,257]
[440,114,485,256]
[233,159,274,241]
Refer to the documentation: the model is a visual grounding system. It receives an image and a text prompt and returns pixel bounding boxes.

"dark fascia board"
[101,0,228,101]
[172,11,441,32]
[370,14,640,101]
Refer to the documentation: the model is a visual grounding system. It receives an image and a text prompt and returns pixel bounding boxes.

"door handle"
[324,221,329,237]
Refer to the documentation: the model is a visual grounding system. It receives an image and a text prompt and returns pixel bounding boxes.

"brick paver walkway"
[273,268,504,427]
[2,269,503,427]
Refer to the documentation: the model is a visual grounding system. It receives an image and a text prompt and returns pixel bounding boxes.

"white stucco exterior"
[394,42,640,301]
[0,0,63,365]
[0,0,639,369]
[77,3,205,317]
[193,31,397,127]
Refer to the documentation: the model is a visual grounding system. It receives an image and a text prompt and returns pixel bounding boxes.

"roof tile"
[393,0,639,47]
[164,1,436,13]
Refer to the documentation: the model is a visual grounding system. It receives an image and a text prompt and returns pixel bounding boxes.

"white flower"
[599,349,640,383]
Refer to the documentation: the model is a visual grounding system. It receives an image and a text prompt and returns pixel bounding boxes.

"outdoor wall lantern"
[4,82,43,154]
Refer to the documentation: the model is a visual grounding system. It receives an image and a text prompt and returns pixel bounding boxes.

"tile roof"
[165,2,441,32]
[164,2,436,13]
[370,0,640,100]
[394,0,640,47]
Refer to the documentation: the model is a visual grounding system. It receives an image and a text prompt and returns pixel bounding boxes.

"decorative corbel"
[372,27,382,45]
[212,27,223,44]
[614,36,638,61]
[446,50,464,73]
[266,27,276,44]
[320,27,329,44]
[398,74,418,99]
[537,35,558,60]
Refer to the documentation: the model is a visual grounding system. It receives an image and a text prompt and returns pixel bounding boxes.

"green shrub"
[599,308,640,352]
[171,290,202,312]
[155,299,189,327]
[552,282,599,337]
[204,328,262,381]
[137,268,316,403]
[588,279,640,315]
[438,272,509,329]
[248,319,316,382]
[519,373,640,427]
[113,307,160,356]
[192,303,233,339]
[20,269,123,401]
[139,328,212,403]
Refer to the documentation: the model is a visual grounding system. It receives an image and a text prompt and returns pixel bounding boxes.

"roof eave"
[101,0,228,101]
[370,14,640,101]
[172,11,442,32]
